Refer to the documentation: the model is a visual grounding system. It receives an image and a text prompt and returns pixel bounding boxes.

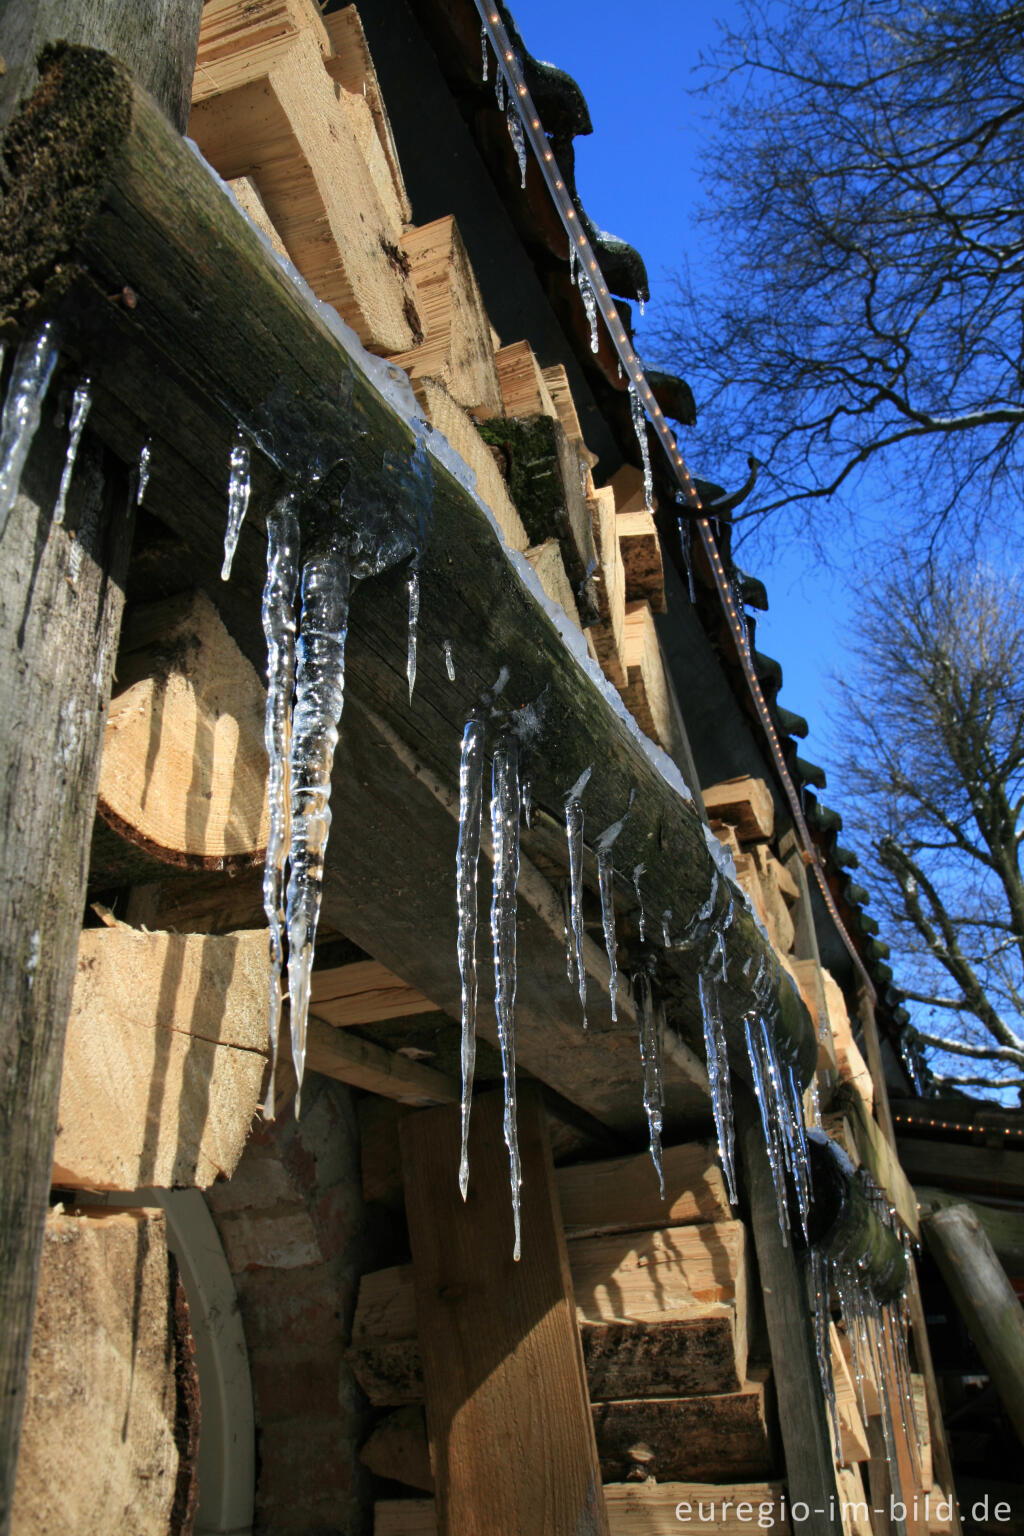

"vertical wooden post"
[736,1089,845,1535]
[401,1084,609,1536]
[0,8,202,1527]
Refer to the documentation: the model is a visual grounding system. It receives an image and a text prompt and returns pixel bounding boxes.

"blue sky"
[508,0,852,777]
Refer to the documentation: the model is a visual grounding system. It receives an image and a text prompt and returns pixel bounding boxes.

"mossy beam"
[806,1138,907,1302]
[0,47,816,1130]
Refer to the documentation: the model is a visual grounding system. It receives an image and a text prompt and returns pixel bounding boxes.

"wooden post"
[0,7,202,1528]
[736,1089,844,1535]
[923,1203,1024,1446]
[401,1085,609,1536]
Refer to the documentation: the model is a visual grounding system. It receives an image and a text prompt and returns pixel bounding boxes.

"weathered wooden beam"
[896,1137,1024,1200]
[923,1202,1024,1446]
[737,1092,844,1534]
[401,1086,609,1535]
[0,46,818,1143]
[916,1185,1024,1275]
[306,1015,460,1105]
[309,959,441,1027]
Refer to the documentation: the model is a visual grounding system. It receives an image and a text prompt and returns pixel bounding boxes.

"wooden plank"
[401,1085,609,1535]
[843,1092,920,1238]
[526,538,581,628]
[375,1502,437,1536]
[307,1017,459,1106]
[227,174,288,258]
[541,364,598,465]
[556,1140,731,1236]
[412,377,529,552]
[829,1322,869,1465]
[389,216,503,416]
[822,969,874,1113]
[835,1463,872,1536]
[608,462,656,516]
[95,590,269,873]
[54,926,268,1190]
[494,339,558,419]
[584,486,627,688]
[322,4,412,223]
[604,1483,790,1534]
[190,11,422,350]
[592,1373,773,1484]
[621,600,672,749]
[361,1407,434,1494]
[703,776,775,843]
[898,1137,1024,1199]
[916,1185,1024,1275]
[923,1202,1024,1444]
[616,509,666,614]
[737,1091,844,1533]
[11,1207,188,1536]
[310,960,441,1026]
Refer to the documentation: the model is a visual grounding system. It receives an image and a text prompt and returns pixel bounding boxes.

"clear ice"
[221,431,252,581]
[595,795,633,1022]
[628,383,654,513]
[632,968,665,1195]
[136,441,152,506]
[490,736,522,1259]
[456,715,485,1199]
[444,638,456,681]
[564,765,592,1026]
[522,778,532,828]
[495,67,505,110]
[699,963,739,1204]
[580,274,600,354]
[744,1015,790,1243]
[0,320,60,539]
[53,379,92,527]
[260,495,300,1118]
[568,243,578,288]
[506,96,528,188]
[406,563,420,703]
[632,862,647,941]
[481,20,489,80]
[809,1247,843,1465]
[285,540,352,1113]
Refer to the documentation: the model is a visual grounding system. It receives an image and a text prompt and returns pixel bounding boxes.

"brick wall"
[205,1075,370,1535]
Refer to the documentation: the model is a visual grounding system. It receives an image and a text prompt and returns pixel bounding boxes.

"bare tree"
[655,0,1024,546]
[832,557,1024,1096]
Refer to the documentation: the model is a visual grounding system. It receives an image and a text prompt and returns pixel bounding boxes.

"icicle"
[595,793,633,1022]
[221,430,252,581]
[580,274,600,354]
[568,243,578,288]
[661,910,673,947]
[632,862,647,942]
[632,969,665,1194]
[808,1075,822,1127]
[443,638,456,681]
[481,20,489,80]
[495,67,505,110]
[809,1247,843,1465]
[561,881,576,984]
[456,715,486,1199]
[260,495,300,1118]
[136,441,152,506]
[53,379,92,527]
[628,383,654,513]
[0,320,60,539]
[578,458,589,495]
[490,735,522,1258]
[617,358,624,381]
[745,1017,789,1243]
[506,96,528,188]
[521,778,532,828]
[285,540,352,1114]
[406,562,420,703]
[564,765,592,1027]
[639,295,645,317]
[698,968,738,1205]
[677,514,697,603]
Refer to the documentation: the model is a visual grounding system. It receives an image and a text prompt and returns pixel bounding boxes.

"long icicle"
[260,495,300,1118]
[564,766,592,1026]
[285,538,352,1114]
[221,429,252,580]
[628,382,654,513]
[698,967,738,1205]
[632,968,665,1195]
[406,562,420,702]
[0,320,60,538]
[490,736,522,1258]
[595,792,634,1022]
[53,379,92,527]
[456,715,486,1198]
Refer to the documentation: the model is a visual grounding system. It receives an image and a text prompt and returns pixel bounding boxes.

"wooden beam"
[737,1090,844,1534]
[310,960,441,1027]
[376,1487,795,1536]
[702,776,775,843]
[0,10,203,1521]
[922,1202,1024,1445]
[555,1140,731,1236]
[0,45,820,1143]
[401,1085,609,1535]
[306,1016,459,1106]
[896,1137,1024,1200]
[54,925,268,1190]
[916,1185,1024,1276]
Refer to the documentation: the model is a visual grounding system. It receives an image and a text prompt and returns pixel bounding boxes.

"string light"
[894,1113,1023,1137]
[475,0,876,1000]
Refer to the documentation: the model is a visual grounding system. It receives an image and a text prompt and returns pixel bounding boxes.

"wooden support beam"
[376,1487,795,1536]
[897,1137,1024,1199]
[401,1085,609,1535]
[737,1090,845,1534]
[307,1016,460,1106]
[321,4,412,224]
[0,45,820,1145]
[310,960,441,1027]
[0,10,201,1524]
[916,1185,1024,1276]
[555,1140,731,1236]
[703,776,775,843]
[923,1202,1024,1445]
[54,925,268,1190]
